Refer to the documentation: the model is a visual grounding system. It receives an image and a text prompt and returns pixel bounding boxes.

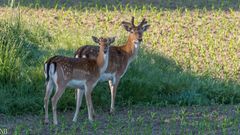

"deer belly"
[67,80,86,88]
[100,73,115,82]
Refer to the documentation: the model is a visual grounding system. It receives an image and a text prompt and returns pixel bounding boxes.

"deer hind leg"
[109,77,120,114]
[51,85,66,125]
[85,84,94,122]
[73,88,84,122]
[44,80,54,124]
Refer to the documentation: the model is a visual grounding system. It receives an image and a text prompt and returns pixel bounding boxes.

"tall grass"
[0,15,51,114]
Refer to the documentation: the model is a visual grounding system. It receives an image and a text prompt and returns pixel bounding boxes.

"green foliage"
[0,17,50,115]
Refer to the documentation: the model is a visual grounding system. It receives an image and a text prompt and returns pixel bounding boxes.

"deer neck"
[123,35,140,59]
[97,46,109,74]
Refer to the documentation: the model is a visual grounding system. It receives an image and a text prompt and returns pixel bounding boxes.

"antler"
[138,18,148,27]
[131,16,135,27]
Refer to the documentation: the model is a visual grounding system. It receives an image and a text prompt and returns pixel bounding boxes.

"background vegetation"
[0,0,239,116]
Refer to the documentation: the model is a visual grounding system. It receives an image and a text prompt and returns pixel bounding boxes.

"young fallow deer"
[74,17,150,114]
[44,36,115,125]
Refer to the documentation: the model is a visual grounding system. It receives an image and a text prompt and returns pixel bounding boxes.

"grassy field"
[1,105,240,134]
[0,0,240,134]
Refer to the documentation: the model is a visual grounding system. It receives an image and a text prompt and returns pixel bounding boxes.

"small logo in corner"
[0,128,8,135]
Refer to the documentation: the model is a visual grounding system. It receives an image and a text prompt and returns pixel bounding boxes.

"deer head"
[92,36,115,73]
[122,17,150,44]
[92,36,115,54]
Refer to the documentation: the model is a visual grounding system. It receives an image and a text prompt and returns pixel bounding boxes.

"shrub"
[0,18,51,114]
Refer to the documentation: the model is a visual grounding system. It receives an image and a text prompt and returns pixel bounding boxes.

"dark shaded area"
[0,0,239,11]
[112,48,240,107]
[6,40,237,115]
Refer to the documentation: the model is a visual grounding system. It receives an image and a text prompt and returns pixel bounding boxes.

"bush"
[0,18,51,115]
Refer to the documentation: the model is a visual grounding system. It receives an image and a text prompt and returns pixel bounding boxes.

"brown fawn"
[74,17,150,114]
[44,36,115,125]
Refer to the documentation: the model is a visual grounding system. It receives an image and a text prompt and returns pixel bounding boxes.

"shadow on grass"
[112,47,240,107]
[23,43,240,112]
[0,0,239,11]
[59,46,240,112]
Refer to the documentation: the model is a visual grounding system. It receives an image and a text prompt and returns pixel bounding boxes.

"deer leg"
[73,88,84,122]
[90,86,97,118]
[44,80,54,124]
[51,85,65,125]
[108,77,120,114]
[85,84,94,121]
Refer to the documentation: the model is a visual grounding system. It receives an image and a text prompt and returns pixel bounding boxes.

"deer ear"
[122,21,132,32]
[92,36,99,43]
[109,37,116,44]
[142,24,150,32]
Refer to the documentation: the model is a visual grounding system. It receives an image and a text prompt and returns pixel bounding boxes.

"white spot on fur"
[75,55,79,58]
[134,41,140,50]
[82,55,86,58]
[135,43,138,48]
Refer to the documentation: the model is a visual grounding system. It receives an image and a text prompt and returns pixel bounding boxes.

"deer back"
[47,56,100,81]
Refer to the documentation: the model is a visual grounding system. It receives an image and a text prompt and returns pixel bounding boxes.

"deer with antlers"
[74,17,150,114]
[44,36,115,125]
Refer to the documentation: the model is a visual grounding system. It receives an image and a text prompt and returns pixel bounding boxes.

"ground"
[1,105,240,134]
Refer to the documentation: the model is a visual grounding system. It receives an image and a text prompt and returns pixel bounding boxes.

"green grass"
[1,105,240,134]
[0,1,239,116]
[0,15,51,115]
[1,0,239,10]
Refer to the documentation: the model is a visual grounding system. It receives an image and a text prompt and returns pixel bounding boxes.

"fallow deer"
[74,17,150,114]
[43,36,115,125]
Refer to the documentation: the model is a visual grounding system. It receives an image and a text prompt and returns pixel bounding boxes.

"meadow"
[0,0,240,134]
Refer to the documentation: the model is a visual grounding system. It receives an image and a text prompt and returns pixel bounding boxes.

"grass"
[0,16,50,115]
[0,0,239,133]
[1,0,240,10]
[1,105,240,134]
